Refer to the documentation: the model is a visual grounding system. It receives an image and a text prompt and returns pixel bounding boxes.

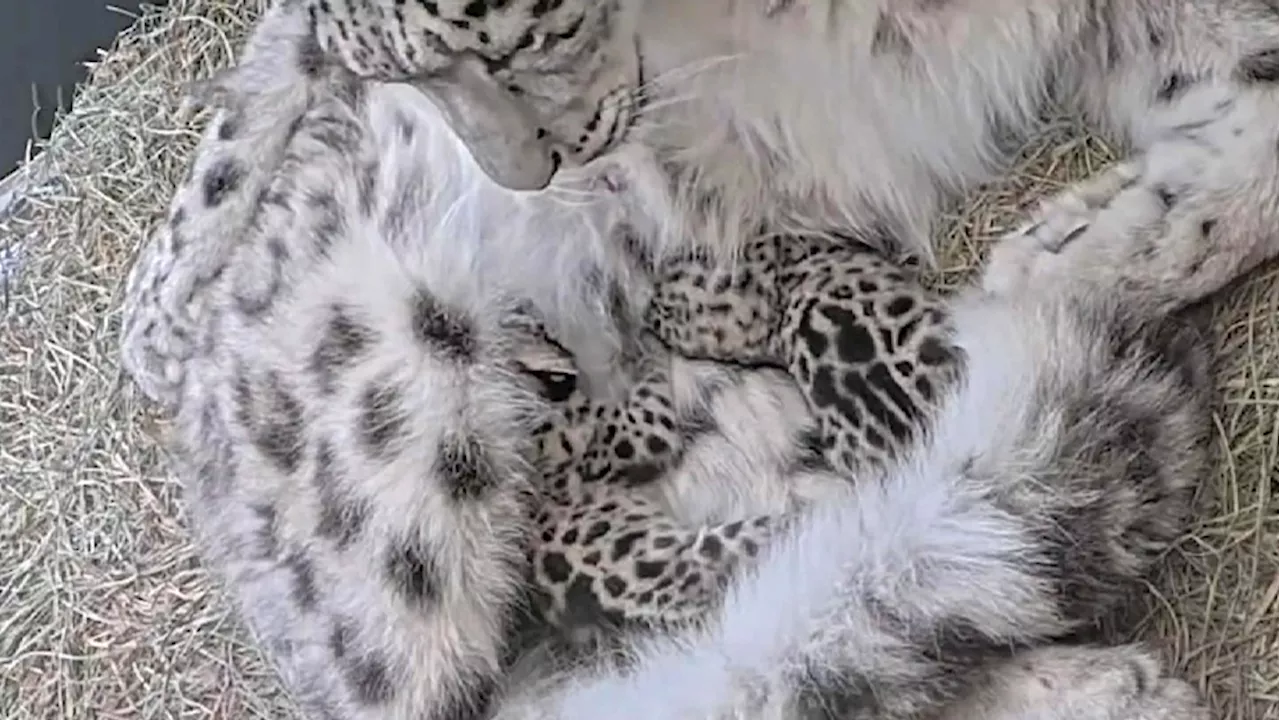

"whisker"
[600,89,700,119]
[628,93,700,115]
[636,54,743,94]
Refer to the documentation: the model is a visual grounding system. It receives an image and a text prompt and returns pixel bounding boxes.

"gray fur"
[498,168,1220,719]
[116,0,1276,718]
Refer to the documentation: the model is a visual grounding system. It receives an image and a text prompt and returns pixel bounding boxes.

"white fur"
[117,1,1273,718]
[491,290,1093,720]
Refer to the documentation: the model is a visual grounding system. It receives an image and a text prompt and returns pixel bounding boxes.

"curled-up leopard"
[299,0,1278,385]
[116,0,1275,719]
[119,5,825,718]
[502,156,1222,720]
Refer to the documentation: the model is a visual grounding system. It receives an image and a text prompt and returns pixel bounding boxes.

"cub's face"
[308,0,643,191]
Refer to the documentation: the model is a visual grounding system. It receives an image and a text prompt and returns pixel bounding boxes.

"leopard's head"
[309,0,644,191]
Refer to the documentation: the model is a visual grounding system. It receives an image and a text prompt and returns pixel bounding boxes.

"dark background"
[2,0,152,174]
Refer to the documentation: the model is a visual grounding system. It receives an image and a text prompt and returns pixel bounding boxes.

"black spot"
[644,435,669,455]
[822,306,877,364]
[1236,48,1279,84]
[843,369,913,443]
[328,619,352,659]
[312,442,367,550]
[562,573,624,628]
[651,536,677,551]
[866,361,922,428]
[610,531,646,562]
[359,380,406,458]
[582,520,611,545]
[285,551,318,609]
[346,654,394,705]
[915,376,936,402]
[308,190,346,255]
[614,439,635,460]
[250,502,279,559]
[384,537,441,606]
[917,336,954,366]
[603,576,627,597]
[531,0,560,18]
[541,552,572,584]
[435,434,502,501]
[311,304,375,394]
[316,495,368,550]
[673,571,702,594]
[202,157,242,207]
[699,534,723,561]
[254,373,305,475]
[885,295,916,318]
[634,560,667,580]
[621,461,664,487]
[810,365,840,409]
[412,289,476,361]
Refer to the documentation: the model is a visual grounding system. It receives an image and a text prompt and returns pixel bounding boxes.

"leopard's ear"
[416,57,557,191]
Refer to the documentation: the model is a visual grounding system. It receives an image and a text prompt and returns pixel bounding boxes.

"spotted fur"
[305,0,642,190]
[117,0,1275,718]
[647,233,961,477]
[496,158,1221,720]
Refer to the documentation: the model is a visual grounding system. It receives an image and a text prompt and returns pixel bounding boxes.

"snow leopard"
[490,154,1222,720]
[117,0,1273,718]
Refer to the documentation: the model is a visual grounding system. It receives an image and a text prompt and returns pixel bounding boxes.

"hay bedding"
[0,0,1274,717]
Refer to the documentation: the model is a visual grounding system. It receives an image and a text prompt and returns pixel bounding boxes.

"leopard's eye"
[533,371,577,402]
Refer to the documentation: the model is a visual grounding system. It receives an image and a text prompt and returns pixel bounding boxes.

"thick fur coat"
[118,0,1275,718]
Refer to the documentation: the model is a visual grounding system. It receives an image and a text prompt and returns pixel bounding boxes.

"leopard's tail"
[494,289,1214,720]
[120,0,336,410]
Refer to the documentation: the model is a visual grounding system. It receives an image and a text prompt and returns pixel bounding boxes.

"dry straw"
[0,1,1274,718]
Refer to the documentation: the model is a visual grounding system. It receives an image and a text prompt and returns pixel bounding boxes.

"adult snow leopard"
[301,0,1277,394]
[149,0,1277,404]
[117,0,1272,719]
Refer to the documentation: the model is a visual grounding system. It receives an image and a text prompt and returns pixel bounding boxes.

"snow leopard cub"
[494,161,1220,720]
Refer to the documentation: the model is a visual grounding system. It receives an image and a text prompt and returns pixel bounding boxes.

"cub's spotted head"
[307,0,642,191]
